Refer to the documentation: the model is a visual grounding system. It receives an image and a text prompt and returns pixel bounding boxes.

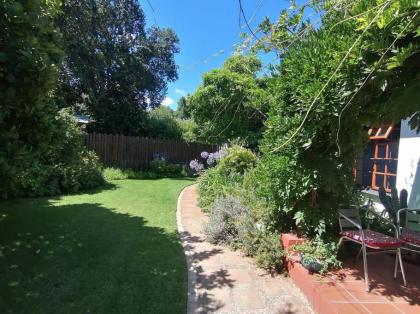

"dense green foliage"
[194,0,420,274]
[0,0,63,198]
[189,55,268,147]
[57,0,179,136]
[0,179,192,313]
[103,158,193,181]
[175,96,191,119]
[197,145,285,272]
[197,145,256,209]
[147,107,183,140]
[256,0,420,236]
[15,110,104,196]
[291,238,342,274]
[217,145,258,175]
[146,106,199,142]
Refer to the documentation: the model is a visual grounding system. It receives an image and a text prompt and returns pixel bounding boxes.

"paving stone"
[177,185,313,314]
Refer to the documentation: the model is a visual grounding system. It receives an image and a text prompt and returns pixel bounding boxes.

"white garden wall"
[396,119,420,208]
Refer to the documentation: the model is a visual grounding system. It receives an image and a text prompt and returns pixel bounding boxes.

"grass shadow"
[0,189,186,313]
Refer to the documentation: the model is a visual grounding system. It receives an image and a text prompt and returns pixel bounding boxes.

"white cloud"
[161,96,175,107]
[175,88,187,96]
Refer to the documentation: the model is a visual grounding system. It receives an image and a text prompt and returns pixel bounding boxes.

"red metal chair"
[338,207,406,291]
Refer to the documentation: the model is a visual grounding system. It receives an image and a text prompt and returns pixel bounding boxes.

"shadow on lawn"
[0,198,187,313]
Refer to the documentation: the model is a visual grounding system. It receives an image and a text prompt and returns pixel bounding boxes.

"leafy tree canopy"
[147,106,182,140]
[189,54,269,148]
[175,96,192,120]
[146,106,199,142]
[56,0,180,135]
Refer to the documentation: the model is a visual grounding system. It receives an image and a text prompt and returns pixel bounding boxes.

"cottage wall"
[396,119,420,208]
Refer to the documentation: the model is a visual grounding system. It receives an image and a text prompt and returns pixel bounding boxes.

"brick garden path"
[177,184,313,314]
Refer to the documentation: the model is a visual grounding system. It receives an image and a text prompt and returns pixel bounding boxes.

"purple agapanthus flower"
[200,151,209,159]
[189,159,204,173]
[206,153,216,165]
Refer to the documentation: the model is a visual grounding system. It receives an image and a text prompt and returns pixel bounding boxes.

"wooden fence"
[85,133,219,170]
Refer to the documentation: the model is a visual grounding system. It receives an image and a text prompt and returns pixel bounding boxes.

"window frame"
[368,125,394,140]
[371,141,398,193]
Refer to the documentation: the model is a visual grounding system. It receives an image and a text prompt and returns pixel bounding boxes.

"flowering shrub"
[190,147,227,174]
[189,159,204,173]
[197,145,257,209]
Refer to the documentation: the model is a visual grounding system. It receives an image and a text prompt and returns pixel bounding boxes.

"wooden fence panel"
[85,133,219,170]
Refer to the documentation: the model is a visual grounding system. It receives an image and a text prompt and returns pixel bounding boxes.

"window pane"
[375,174,384,188]
[387,176,396,190]
[388,160,397,174]
[389,143,398,159]
[375,160,385,173]
[377,144,387,158]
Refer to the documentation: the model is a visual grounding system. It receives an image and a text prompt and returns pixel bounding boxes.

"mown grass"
[0,178,193,313]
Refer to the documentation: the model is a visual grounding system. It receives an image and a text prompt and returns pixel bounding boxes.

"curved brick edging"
[176,185,199,313]
[177,184,313,314]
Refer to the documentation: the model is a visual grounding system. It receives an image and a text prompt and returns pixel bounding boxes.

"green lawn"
[0,178,193,313]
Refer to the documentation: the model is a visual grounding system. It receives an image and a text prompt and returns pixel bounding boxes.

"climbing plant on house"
[252,0,420,236]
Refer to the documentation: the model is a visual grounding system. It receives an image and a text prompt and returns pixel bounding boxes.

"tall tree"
[0,0,63,198]
[175,96,191,119]
[189,54,268,147]
[57,0,179,135]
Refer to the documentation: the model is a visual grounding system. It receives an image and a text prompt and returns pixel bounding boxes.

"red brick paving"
[177,185,313,313]
[283,236,420,314]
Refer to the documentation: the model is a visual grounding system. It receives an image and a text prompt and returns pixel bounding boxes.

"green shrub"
[291,237,342,274]
[103,167,142,180]
[253,232,284,273]
[14,109,104,197]
[104,161,193,182]
[218,145,257,175]
[241,155,295,231]
[235,213,284,273]
[197,145,257,210]
[149,158,192,177]
[197,167,242,209]
[0,0,63,198]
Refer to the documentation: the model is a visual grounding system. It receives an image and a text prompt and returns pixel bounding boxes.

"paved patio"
[177,184,313,313]
[283,235,420,313]
[286,253,420,314]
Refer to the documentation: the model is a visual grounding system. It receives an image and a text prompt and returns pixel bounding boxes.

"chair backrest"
[406,210,420,232]
[338,207,362,232]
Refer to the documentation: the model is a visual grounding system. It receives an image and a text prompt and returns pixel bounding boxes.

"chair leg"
[397,248,407,287]
[355,246,363,263]
[337,237,344,249]
[362,243,370,292]
[394,250,399,279]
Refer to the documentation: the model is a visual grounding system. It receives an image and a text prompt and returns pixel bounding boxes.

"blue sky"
[141,0,290,110]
